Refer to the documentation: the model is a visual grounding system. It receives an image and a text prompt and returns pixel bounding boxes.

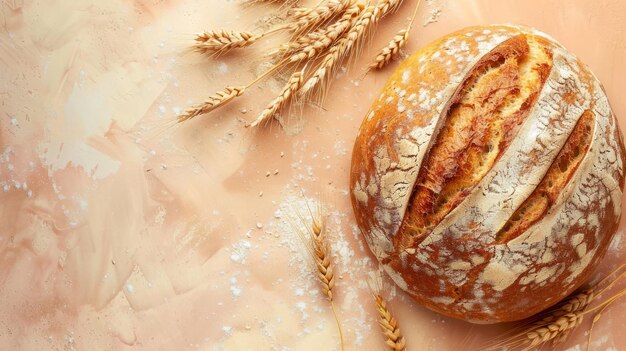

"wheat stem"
[587,299,612,351]
[330,300,345,351]
[586,287,626,351]
[584,269,626,351]
[590,270,626,300]
[594,262,626,287]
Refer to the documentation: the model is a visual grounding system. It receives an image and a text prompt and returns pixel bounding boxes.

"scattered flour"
[229,240,252,264]
[423,0,444,27]
[217,61,228,74]
[229,275,242,298]
[221,326,232,336]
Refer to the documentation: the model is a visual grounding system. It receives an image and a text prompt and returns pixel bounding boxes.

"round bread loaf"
[350,24,625,323]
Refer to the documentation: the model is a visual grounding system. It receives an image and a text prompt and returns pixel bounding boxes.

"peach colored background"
[0,0,624,350]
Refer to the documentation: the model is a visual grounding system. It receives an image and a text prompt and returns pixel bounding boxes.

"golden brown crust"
[350,25,626,323]
[398,34,552,249]
[496,109,595,243]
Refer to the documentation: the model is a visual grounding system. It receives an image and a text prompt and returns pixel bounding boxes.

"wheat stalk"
[208,0,352,56]
[285,4,364,63]
[181,0,412,127]
[178,86,246,122]
[368,270,407,351]
[291,199,344,350]
[299,6,374,95]
[300,0,402,95]
[375,295,407,351]
[193,30,259,55]
[177,60,286,122]
[250,69,304,127]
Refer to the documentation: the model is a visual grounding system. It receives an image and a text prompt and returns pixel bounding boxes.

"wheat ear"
[193,30,259,55]
[193,3,345,57]
[531,290,590,347]
[299,6,375,95]
[368,270,406,351]
[309,201,344,351]
[309,209,335,301]
[288,0,353,33]
[178,86,245,122]
[250,69,304,127]
[368,0,420,70]
[530,289,596,326]
[272,24,333,59]
[525,312,583,348]
[178,60,288,122]
[368,29,409,70]
[482,289,596,351]
[291,198,344,350]
[285,4,364,63]
[375,295,406,351]
[552,289,596,316]
[300,0,402,95]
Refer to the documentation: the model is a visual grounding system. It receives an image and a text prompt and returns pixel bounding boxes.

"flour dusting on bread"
[350,25,625,323]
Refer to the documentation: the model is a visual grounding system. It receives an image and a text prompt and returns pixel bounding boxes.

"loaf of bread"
[350,24,625,323]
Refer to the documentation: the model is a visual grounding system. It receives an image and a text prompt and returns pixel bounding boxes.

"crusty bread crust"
[350,25,626,323]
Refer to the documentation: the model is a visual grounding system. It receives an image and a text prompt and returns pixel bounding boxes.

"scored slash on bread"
[349,25,626,323]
